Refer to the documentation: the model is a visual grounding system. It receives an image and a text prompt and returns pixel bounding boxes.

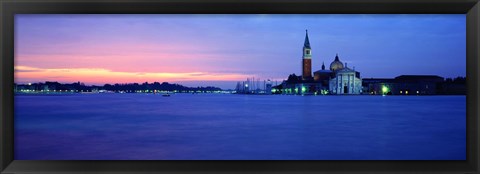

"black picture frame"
[1,0,479,173]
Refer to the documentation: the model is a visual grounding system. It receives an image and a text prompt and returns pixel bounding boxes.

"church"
[276,30,362,95]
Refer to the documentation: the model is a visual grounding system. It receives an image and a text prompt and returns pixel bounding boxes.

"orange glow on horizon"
[15,66,251,85]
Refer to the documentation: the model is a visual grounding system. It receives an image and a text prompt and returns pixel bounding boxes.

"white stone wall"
[329,71,362,94]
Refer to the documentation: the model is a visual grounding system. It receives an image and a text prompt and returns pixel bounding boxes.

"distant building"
[329,65,362,94]
[276,30,362,95]
[267,30,464,96]
[362,78,396,95]
[362,75,445,95]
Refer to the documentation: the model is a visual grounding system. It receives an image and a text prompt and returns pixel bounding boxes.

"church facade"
[329,66,362,94]
[276,30,362,95]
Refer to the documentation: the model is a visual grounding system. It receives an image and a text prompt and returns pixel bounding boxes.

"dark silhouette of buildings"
[362,75,466,95]
[15,81,222,93]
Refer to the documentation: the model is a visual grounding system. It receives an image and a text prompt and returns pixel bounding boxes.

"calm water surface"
[14,94,466,160]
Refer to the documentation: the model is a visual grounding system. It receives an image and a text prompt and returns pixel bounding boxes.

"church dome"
[330,53,344,71]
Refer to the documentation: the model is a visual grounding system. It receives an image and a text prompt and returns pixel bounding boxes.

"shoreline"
[14,92,467,96]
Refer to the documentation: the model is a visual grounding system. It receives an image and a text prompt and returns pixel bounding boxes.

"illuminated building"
[271,31,463,95]
[277,30,363,95]
[328,61,362,94]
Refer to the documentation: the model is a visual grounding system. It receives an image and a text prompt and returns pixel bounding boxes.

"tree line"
[15,81,222,92]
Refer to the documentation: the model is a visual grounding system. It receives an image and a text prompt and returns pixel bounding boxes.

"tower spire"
[335,53,339,61]
[304,30,311,49]
[322,61,325,70]
[301,30,312,81]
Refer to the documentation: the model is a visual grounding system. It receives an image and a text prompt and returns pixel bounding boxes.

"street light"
[382,85,389,95]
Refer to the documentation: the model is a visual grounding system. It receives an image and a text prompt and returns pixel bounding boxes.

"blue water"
[14,94,466,160]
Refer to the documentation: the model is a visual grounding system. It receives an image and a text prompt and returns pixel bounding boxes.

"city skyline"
[15,14,466,89]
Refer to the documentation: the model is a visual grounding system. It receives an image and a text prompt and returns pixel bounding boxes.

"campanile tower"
[302,30,312,80]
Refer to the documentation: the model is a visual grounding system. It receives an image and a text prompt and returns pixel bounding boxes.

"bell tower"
[302,30,312,80]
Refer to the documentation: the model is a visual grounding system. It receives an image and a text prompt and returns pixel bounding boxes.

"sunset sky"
[15,14,466,89]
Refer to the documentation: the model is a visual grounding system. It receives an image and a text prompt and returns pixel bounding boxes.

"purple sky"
[15,14,466,89]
